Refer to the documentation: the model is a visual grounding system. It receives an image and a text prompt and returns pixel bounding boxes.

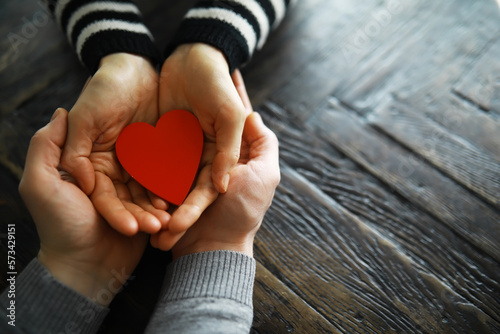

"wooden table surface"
[1,0,499,333]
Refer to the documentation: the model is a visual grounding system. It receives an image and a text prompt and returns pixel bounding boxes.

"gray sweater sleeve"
[0,251,256,333]
[145,250,256,334]
[0,258,109,333]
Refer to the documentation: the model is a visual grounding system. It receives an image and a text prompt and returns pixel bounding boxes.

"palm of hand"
[38,170,148,278]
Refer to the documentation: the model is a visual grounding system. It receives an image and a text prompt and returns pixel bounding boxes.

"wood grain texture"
[305,99,500,262]
[259,102,500,327]
[333,0,500,116]
[454,38,500,115]
[368,97,500,206]
[399,92,500,161]
[256,165,499,333]
[0,0,78,117]
[1,0,500,332]
[252,262,336,333]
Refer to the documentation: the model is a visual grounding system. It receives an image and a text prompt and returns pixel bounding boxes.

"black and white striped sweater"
[45,0,293,73]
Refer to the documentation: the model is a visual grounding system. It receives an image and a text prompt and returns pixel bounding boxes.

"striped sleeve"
[45,0,161,73]
[165,0,295,73]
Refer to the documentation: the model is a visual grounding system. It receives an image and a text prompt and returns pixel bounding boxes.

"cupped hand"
[60,53,169,236]
[19,109,148,305]
[151,112,280,255]
[157,43,252,242]
[160,43,249,192]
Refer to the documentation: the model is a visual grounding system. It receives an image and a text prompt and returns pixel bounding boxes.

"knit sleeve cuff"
[165,18,250,73]
[47,0,161,73]
[80,31,162,73]
[164,251,256,307]
[0,258,108,333]
[164,0,292,73]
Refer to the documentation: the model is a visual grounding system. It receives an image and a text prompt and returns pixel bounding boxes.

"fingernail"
[221,173,230,193]
[50,108,61,122]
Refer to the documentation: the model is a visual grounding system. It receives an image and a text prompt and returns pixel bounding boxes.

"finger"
[244,113,280,184]
[244,113,279,160]
[25,108,67,170]
[168,165,218,234]
[147,190,169,211]
[212,104,246,193]
[120,199,163,234]
[61,110,96,195]
[231,69,253,113]
[91,172,138,236]
[20,108,68,198]
[129,180,170,231]
[116,181,164,234]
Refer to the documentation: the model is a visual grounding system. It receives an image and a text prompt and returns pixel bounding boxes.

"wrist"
[99,52,154,70]
[172,238,254,260]
[171,43,229,70]
[38,250,125,307]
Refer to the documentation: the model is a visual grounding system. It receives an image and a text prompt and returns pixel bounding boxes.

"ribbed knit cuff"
[164,251,256,308]
[46,0,162,74]
[0,259,108,333]
[81,31,162,74]
[165,20,249,73]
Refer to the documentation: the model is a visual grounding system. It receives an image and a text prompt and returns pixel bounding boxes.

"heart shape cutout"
[116,110,203,205]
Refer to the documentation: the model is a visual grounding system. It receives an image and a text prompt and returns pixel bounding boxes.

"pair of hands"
[19,44,280,305]
[63,44,251,242]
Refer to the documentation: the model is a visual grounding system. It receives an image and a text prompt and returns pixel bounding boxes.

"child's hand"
[160,43,250,192]
[157,43,253,243]
[60,53,169,236]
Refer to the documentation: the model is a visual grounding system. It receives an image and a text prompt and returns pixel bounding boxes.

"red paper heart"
[115,110,203,205]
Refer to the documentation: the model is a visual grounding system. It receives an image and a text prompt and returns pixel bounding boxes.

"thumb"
[231,69,253,113]
[28,108,68,162]
[20,108,68,199]
[243,112,280,176]
[60,110,96,195]
[211,105,246,193]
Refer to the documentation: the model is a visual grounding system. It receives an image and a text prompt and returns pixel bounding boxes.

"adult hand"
[19,109,148,306]
[151,112,280,255]
[60,53,169,236]
[158,43,252,240]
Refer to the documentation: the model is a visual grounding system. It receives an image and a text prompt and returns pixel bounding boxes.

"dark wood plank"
[252,262,336,333]
[0,0,79,117]
[266,0,500,122]
[334,0,500,116]
[304,98,500,262]
[399,92,500,160]
[256,165,499,333]
[242,0,354,108]
[260,102,500,326]
[368,97,500,207]
[454,38,500,115]
[0,68,87,180]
